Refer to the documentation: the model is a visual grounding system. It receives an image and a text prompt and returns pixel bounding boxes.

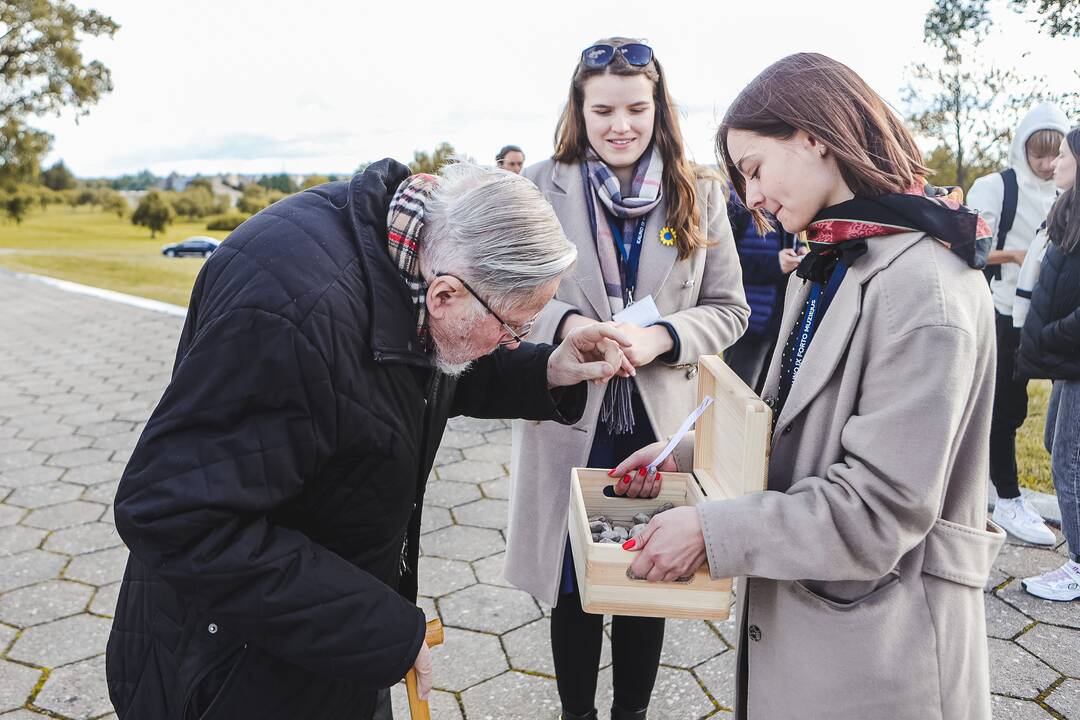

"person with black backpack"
[967,102,1068,545]
[1016,127,1080,601]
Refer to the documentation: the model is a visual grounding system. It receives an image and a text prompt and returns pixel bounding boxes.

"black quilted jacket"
[1017,240,1080,380]
[106,159,585,720]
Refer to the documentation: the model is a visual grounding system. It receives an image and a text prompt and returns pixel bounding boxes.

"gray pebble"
[590,520,607,534]
[632,512,651,525]
[630,523,648,539]
[652,502,675,517]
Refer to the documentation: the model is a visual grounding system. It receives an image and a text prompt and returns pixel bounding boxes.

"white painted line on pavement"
[3,270,188,318]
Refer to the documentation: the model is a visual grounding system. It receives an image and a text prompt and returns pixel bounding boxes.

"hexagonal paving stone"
[64,546,128,586]
[483,428,512,445]
[44,522,123,556]
[461,443,511,465]
[0,525,46,556]
[390,686,463,720]
[81,479,119,505]
[76,421,132,438]
[434,446,462,466]
[985,593,1032,640]
[480,477,510,500]
[987,637,1060,698]
[14,424,76,441]
[504,617,612,677]
[448,417,507,434]
[421,525,504,563]
[440,584,540,635]
[429,627,508,692]
[595,664,716,719]
[696,648,737,712]
[44,448,112,470]
[0,452,49,473]
[60,410,116,427]
[437,460,505,484]
[0,580,94,628]
[452,498,509,531]
[90,431,140,452]
[21,500,103,530]
[1016,623,1080,678]
[994,544,1068,580]
[417,556,476,598]
[439,430,486,449]
[423,481,482,509]
[419,506,452,535]
[989,694,1054,719]
[30,435,93,455]
[0,466,63,489]
[0,439,32,454]
[0,504,25,527]
[415,596,437,621]
[998,579,1080,629]
[0,660,42,713]
[472,552,514,589]
[6,482,84,509]
[0,550,67,593]
[660,619,728,669]
[461,670,560,719]
[0,622,15,651]
[34,653,111,719]
[8,614,111,667]
[1047,679,1080,719]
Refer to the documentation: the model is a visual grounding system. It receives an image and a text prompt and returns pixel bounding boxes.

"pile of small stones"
[589,502,675,543]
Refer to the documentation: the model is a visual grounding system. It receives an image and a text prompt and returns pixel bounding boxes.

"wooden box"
[568,355,771,620]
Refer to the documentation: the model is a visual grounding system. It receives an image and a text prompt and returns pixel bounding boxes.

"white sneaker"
[1022,561,1080,601]
[992,496,1057,546]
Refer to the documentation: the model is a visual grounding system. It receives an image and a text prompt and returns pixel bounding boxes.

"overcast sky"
[34,0,1076,178]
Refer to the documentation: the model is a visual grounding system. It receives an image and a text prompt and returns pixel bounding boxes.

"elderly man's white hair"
[421,161,576,310]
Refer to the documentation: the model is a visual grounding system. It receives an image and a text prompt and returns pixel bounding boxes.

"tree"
[41,159,76,190]
[903,0,1069,190]
[99,188,127,217]
[257,173,297,194]
[0,2,119,189]
[301,174,330,189]
[132,191,174,238]
[236,184,270,214]
[409,143,456,175]
[109,170,158,191]
[1010,0,1080,36]
[1,186,33,223]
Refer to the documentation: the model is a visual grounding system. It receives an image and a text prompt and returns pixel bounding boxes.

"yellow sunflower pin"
[659,227,677,246]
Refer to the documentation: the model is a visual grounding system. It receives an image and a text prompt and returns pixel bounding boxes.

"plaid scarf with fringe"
[387,173,440,351]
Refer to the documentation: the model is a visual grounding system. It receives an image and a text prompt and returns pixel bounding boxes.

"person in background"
[723,187,804,392]
[1016,126,1080,602]
[496,144,526,173]
[506,38,748,720]
[967,102,1068,545]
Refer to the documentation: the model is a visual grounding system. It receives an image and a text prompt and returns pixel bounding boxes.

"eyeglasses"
[581,43,654,69]
[435,273,538,347]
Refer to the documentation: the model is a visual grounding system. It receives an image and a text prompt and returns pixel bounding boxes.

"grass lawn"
[0,208,1056,495]
[0,206,229,306]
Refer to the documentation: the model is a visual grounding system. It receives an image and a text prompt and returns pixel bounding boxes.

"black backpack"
[984,168,1019,284]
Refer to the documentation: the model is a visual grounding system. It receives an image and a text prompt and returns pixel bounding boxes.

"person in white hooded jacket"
[967,101,1068,546]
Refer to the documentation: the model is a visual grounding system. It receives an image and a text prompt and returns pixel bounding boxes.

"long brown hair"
[716,53,930,232]
[1046,127,1080,254]
[553,37,707,260]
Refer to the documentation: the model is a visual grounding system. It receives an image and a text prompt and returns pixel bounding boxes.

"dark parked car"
[162,236,221,258]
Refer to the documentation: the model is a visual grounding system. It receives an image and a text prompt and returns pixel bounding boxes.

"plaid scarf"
[584,143,664,315]
[582,144,664,435]
[387,173,440,351]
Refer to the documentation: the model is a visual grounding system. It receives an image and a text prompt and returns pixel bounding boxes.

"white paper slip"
[647,395,714,472]
[612,294,662,327]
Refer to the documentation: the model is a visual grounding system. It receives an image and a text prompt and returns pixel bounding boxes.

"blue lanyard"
[788,260,848,385]
[606,214,648,305]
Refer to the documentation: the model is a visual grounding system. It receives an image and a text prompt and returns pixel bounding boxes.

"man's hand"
[624,505,708,582]
[412,640,432,701]
[778,248,803,274]
[547,324,633,388]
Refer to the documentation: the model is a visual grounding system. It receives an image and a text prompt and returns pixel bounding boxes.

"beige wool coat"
[505,158,750,606]
[699,231,1005,719]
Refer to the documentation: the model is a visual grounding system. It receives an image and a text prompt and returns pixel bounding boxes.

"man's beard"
[429,302,488,378]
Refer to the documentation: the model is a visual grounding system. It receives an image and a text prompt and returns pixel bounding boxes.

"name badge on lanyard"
[606,215,648,306]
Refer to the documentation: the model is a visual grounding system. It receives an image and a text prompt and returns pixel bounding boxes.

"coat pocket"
[181,642,247,720]
[794,571,900,610]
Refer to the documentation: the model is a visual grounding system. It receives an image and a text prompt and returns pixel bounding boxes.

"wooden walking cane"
[405,619,444,720]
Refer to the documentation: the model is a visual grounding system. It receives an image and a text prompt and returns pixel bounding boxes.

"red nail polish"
[608,469,616,477]
[622,539,636,550]
[656,472,662,481]
[623,475,631,484]
[639,467,646,477]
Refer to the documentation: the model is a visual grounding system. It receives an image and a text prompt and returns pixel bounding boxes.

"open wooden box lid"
[690,355,772,500]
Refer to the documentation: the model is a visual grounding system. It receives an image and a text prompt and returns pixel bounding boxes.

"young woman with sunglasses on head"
[613,53,1004,718]
[504,38,749,720]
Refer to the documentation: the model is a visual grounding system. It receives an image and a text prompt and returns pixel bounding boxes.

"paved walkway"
[0,272,1077,719]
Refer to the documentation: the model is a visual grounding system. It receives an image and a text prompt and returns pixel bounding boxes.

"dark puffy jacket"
[106,159,585,720]
[726,187,796,336]
[1017,240,1080,380]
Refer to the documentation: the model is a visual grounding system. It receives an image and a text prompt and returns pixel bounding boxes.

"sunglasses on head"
[580,43,654,69]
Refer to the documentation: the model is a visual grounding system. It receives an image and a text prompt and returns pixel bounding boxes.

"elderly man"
[106,159,630,720]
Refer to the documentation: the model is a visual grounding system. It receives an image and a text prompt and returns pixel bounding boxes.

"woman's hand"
[608,440,679,498]
[605,322,673,368]
[623,505,708,582]
[778,248,803,274]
